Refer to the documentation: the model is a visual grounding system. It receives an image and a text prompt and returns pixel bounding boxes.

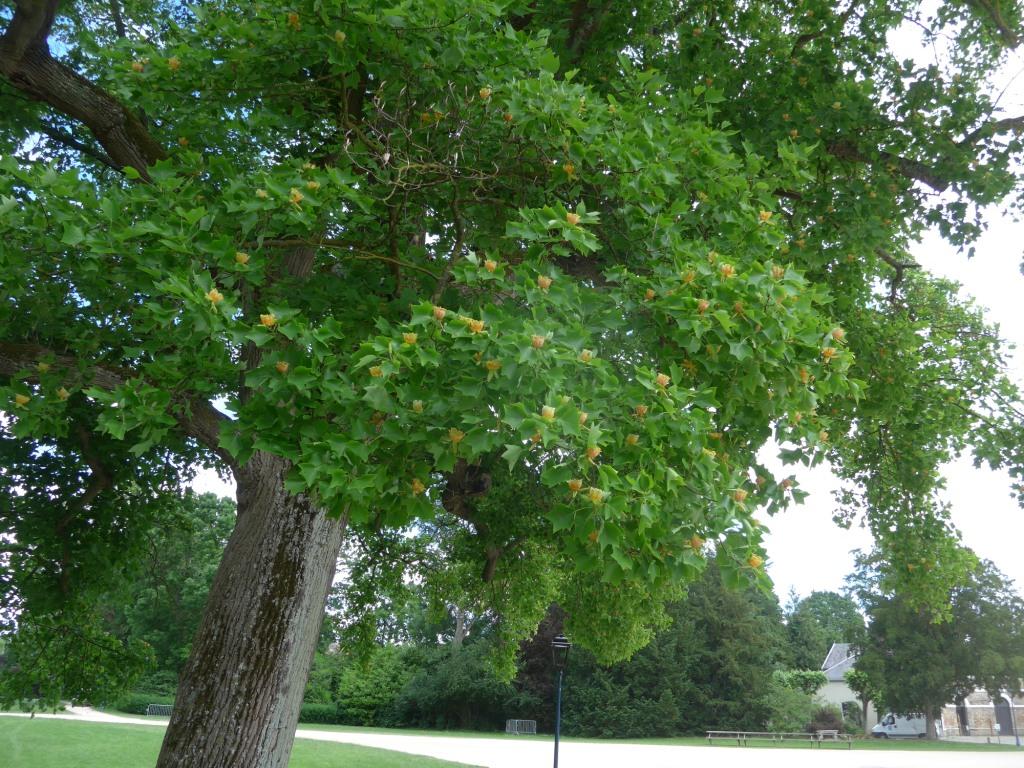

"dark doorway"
[956,701,969,735]
[994,698,1014,737]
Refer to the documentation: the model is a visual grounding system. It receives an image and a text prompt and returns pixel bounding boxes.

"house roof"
[821,642,856,682]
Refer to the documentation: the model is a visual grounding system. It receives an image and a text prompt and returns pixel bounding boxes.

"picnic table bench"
[706,730,852,748]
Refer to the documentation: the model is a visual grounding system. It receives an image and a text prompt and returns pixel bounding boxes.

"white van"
[871,713,927,738]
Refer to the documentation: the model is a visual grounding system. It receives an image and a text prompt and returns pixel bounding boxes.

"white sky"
[194,8,1024,603]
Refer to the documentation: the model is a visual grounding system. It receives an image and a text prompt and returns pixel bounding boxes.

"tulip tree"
[1,1,1023,766]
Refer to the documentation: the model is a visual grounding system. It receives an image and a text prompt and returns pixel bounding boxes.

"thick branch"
[965,0,1021,48]
[0,342,233,468]
[36,123,119,171]
[790,2,859,56]
[959,114,1024,147]
[0,1,165,177]
[828,139,951,192]
[565,0,613,66]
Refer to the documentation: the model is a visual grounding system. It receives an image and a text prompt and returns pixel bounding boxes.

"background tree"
[850,552,1024,738]
[3,2,1024,766]
[844,668,880,736]
[784,590,866,669]
[540,559,791,736]
[114,493,235,677]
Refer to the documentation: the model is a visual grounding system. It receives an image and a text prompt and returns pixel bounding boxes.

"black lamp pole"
[551,634,571,768]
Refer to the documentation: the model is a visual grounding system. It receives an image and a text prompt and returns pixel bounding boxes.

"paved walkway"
[2,708,1022,767]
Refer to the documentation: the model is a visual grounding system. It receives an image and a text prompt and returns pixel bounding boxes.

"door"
[994,698,1014,737]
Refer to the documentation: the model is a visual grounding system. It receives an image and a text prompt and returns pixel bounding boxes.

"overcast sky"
[194,9,1024,604]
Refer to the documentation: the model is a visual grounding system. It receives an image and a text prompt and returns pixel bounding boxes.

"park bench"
[146,704,174,716]
[706,730,852,749]
[505,719,537,735]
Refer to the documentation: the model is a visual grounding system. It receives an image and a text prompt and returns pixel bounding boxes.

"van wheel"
[880,733,888,739]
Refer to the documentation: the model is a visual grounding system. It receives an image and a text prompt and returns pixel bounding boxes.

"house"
[818,642,879,729]
[819,642,1024,739]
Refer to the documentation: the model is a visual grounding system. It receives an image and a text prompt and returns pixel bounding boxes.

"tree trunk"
[926,706,939,740]
[156,453,347,768]
[862,700,870,736]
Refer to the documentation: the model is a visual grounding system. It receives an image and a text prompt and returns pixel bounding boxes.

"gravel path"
[2,707,1021,767]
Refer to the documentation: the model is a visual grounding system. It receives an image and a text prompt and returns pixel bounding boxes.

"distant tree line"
[8,491,1020,740]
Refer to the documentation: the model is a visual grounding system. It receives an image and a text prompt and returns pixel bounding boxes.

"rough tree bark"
[156,453,347,768]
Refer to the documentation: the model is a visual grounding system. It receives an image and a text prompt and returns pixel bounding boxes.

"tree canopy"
[849,552,1024,737]
[2,0,1024,764]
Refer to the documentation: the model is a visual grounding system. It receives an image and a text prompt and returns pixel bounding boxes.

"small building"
[818,642,879,729]
[940,690,1024,738]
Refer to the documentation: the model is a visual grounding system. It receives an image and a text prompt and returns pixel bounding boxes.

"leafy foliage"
[2,0,1024,722]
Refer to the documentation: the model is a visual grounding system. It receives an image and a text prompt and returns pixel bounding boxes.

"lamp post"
[551,633,572,768]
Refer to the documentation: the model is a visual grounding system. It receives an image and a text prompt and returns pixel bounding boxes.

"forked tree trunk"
[156,453,347,768]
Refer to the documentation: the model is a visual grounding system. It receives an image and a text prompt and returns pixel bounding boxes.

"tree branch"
[0,0,165,178]
[565,0,613,67]
[964,0,1021,48]
[828,139,952,192]
[0,342,234,469]
[35,123,119,171]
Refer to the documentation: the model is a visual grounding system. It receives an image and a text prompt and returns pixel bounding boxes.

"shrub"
[763,679,815,732]
[808,704,845,733]
[298,702,342,724]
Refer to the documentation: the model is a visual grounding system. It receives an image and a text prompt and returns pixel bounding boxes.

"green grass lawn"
[0,718,478,768]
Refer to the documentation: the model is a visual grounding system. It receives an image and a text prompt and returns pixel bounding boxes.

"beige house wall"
[818,680,878,729]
